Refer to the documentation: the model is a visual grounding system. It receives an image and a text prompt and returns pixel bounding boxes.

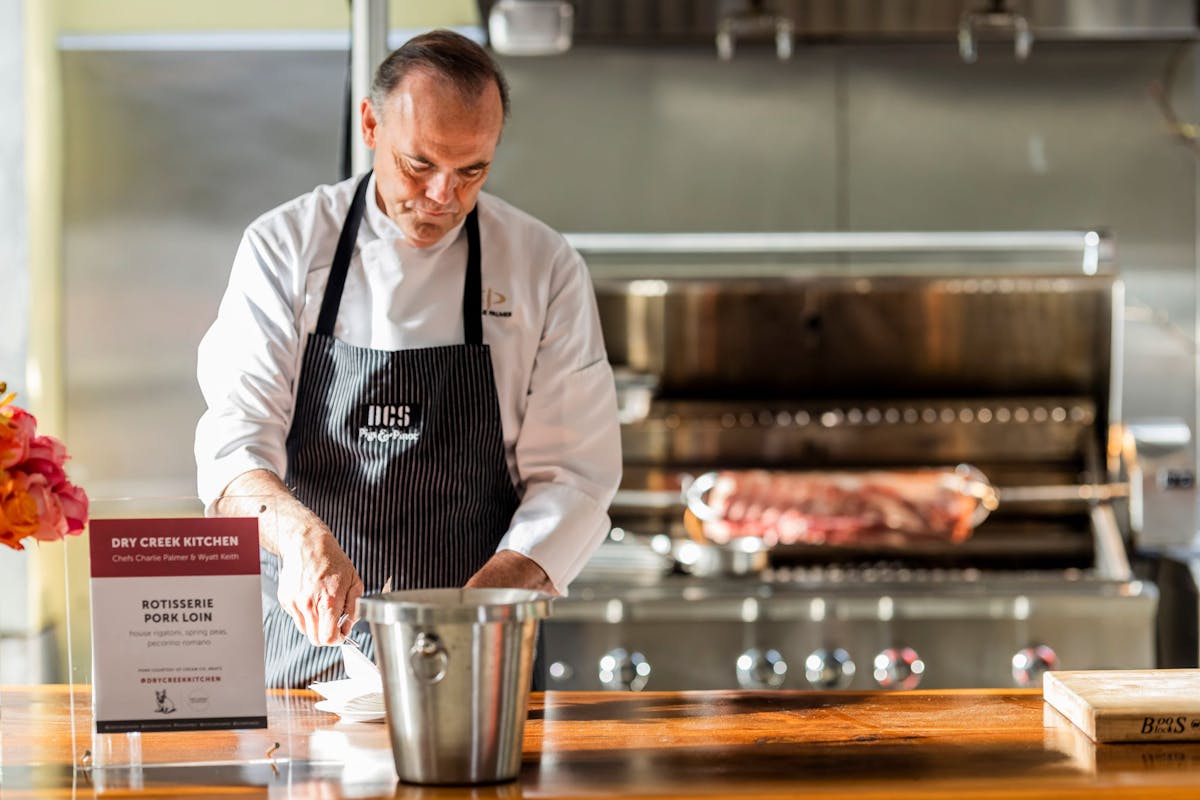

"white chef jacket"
[195,174,622,593]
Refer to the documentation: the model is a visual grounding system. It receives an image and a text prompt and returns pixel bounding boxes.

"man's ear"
[361,99,378,150]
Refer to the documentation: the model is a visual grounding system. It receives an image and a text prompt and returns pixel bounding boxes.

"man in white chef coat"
[194,29,621,688]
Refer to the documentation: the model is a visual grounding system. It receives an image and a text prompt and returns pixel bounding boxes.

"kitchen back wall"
[59,40,1198,525]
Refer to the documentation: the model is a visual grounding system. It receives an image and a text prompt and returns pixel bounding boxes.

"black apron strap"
[316,171,373,337]
[463,206,482,346]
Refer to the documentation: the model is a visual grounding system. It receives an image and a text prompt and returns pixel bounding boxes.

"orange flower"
[0,384,88,551]
[0,470,40,549]
[0,466,24,550]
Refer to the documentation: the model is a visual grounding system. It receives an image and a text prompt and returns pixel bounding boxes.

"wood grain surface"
[3,685,1200,798]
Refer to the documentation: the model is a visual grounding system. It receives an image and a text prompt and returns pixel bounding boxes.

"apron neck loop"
[316,172,485,347]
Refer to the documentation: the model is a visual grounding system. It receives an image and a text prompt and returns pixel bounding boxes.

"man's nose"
[425,171,458,204]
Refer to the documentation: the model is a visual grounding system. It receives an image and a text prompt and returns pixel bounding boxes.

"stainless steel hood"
[480,1,1197,60]
[560,0,1197,41]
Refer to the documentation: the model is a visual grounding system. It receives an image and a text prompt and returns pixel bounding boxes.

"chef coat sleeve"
[497,244,622,594]
[194,227,302,507]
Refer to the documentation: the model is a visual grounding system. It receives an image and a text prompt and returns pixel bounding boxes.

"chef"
[194,29,621,688]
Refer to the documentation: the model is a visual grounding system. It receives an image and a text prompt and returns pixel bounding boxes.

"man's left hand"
[465,550,557,594]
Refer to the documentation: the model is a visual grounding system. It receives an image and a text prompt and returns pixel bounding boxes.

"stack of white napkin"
[310,642,386,723]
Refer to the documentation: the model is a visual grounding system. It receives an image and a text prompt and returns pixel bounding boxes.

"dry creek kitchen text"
[112,536,240,548]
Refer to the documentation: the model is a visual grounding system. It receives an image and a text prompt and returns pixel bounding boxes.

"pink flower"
[0,406,37,469]
[25,435,68,487]
[56,481,89,534]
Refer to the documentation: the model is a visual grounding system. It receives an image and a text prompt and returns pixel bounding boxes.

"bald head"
[370,29,510,123]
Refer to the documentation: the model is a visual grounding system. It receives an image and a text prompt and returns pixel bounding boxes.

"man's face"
[361,70,504,248]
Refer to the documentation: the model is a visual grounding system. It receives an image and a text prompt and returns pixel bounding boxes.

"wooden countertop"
[3,685,1200,798]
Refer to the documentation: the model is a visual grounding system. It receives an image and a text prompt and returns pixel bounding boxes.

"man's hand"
[276,528,363,646]
[465,550,557,595]
[217,469,364,645]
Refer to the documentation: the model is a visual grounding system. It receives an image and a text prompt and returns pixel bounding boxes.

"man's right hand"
[276,528,364,646]
[216,469,364,646]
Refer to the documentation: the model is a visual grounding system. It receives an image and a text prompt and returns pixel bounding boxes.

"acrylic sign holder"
[64,496,307,789]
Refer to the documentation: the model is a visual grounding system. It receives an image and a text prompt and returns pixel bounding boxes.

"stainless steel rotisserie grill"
[543,258,1157,692]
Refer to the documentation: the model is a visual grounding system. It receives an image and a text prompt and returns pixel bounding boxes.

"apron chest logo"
[359,403,422,443]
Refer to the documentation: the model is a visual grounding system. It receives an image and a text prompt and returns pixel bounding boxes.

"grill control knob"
[805,648,856,689]
[599,648,650,691]
[548,661,574,684]
[736,648,788,689]
[873,646,924,690]
[1011,644,1058,688]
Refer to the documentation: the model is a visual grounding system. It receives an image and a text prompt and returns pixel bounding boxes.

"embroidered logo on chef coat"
[359,403,422,443]
[482,287,512,318]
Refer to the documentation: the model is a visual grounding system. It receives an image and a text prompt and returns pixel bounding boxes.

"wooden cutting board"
[1043,669,1200,743]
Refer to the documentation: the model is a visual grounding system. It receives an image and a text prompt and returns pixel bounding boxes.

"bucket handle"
[409,631,449,684]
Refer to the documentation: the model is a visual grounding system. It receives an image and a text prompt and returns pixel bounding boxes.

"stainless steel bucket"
[359,588,552,785]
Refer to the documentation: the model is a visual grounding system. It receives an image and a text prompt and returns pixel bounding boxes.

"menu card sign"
[89,517,268,733]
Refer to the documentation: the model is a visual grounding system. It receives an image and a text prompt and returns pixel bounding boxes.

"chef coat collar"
[363,172,469,258]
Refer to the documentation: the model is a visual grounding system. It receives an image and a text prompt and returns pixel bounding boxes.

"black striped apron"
[260,172,522,689]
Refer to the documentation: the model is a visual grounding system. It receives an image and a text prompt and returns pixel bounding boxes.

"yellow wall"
[27,0,479,683]
[25,0,72,674]
[57,0,480,32]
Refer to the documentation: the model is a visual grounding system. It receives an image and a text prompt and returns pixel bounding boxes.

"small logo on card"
[187,689,210,712]
[154,689,177,714]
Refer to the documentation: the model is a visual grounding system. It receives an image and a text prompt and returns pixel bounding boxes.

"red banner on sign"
[89,518,260,578]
